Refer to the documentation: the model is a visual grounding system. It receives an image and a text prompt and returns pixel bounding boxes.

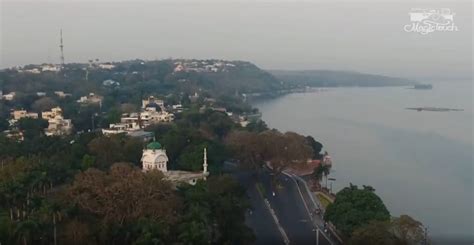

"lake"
[254,81,473,243]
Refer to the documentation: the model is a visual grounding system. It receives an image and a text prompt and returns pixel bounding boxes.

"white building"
[23,68,41,74]
[77,93,103,104]
[54,91,71,98]
[42,107,73,136]
[121,109,174,127]
[2,92,15,101]
[141,141,209,185]
[98,63,115,70]
[41,64,60,72]
[101,122,141,135]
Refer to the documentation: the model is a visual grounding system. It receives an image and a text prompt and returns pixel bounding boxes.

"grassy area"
[317,193,332,209]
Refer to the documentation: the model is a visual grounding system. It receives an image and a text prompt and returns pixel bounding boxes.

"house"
[36,92,47,97]
[120,110,174,127]
[23,68,41,74]
[42,107,73,136]
[42,107,64,120]
[44,118,72,136]
[172,104,183,113]
[3,130,24,141]
[54,91,71,98]
[2,92,15,101]
[101,122,154,141]
[101,122,141,135]
[142,96,164,109]
[141,141,209,186]
[41,64,60,72]
[11,110,39,121]
[98,63,115,70]
[77,93,103,104]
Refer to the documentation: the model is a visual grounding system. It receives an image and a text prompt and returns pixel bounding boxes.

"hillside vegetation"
[269,69,414,87]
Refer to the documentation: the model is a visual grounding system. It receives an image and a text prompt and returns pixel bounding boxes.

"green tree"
[306,135,323,159]
[349,215,427,245]
[81,154,96,170]
[324,184,390,237]
[349,220,402,245]
[31,97,58,112]
[14,219,41,245]
[226,131,265,171]
[390,215,426,245]
[17,118,48,139]
[0,117,9,131]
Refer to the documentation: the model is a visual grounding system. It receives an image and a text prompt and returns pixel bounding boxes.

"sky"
[1,0,472,81]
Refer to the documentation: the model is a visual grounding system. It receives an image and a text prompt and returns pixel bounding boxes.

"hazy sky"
[1,0,472,80]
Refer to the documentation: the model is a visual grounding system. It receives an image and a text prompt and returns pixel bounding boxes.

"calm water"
[254,81,473,241]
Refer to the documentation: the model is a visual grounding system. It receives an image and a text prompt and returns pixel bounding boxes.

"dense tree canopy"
[324,184,391,238]
[349,215,426,245]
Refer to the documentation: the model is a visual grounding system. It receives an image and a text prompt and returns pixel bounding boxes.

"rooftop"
[147,141,162,150]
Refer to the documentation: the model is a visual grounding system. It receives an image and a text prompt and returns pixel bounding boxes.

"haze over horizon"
[1,0,472,81]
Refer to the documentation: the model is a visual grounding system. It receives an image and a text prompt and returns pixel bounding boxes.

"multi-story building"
[42,107,73,136]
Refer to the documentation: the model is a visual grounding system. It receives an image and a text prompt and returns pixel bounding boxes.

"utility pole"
[59,29,65,68]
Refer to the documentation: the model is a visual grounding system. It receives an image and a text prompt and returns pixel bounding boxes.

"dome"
[147,141,162,150]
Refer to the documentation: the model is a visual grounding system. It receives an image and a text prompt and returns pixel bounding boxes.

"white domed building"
[141,140,209,185]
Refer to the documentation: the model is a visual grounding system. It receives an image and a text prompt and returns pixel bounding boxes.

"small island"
[413,84,433,90]
[406,107,463,112]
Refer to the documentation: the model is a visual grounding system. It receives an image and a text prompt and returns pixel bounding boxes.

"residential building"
[41,64,60,72]
[23,68,41,74]
[121,109,174,127]
[102,122,141,135]
[42,107,63,120]
[98,63,115,70]
[2,92,15,101]
[54,91,71,98]
[11,110,39,121]
[142,96,164,109]
[77,93,103,104]
[42,107,73,136]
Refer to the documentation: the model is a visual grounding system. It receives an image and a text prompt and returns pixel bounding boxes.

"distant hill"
[0,59,283,97]
[269,70,415,87]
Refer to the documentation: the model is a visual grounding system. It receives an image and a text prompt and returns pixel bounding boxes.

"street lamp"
[328,178,336,194]
[312,228,320,245]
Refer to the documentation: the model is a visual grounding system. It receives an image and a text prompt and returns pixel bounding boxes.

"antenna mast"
[59,29,65,67]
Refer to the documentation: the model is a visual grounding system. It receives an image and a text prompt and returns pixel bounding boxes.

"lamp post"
[328,178,336,194]
[312,228,320,245]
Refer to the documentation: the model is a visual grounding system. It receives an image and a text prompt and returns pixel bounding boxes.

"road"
[226,162,332,245]
[230,169,286,245]
[259,171,332,245]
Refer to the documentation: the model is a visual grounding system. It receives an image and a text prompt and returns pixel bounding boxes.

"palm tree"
[14,219,40,245]
[38,201,62,245]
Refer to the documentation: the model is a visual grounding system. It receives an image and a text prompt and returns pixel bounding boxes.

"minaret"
[203,148,208,175]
